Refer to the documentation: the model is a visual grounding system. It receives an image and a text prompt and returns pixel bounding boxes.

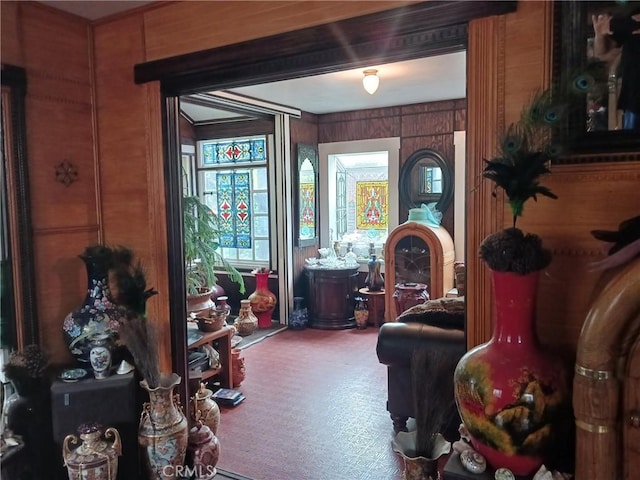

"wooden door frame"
[133,1,517,401]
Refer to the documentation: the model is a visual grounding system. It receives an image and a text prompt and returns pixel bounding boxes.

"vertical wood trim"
[146,83,172,374]
[88,24,104,244]
[465,15,505,348]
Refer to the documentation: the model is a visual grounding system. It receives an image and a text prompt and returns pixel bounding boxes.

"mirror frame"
[398,147,453,214]
[1,64,38,350]
[553,0,640,161]
[295,143,319,247]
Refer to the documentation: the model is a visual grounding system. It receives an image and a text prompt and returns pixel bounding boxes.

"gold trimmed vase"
[139,373,189,479]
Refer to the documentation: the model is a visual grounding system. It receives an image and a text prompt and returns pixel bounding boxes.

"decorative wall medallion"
[55,160,78,186]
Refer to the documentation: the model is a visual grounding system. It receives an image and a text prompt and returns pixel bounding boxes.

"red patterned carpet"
[214,327,405,480]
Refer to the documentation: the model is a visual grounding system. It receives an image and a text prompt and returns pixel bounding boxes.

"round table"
[358,287,386,327]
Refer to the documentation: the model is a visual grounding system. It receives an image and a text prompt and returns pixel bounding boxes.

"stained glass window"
[355,181,388,230]
[197,135,269,267]
[202,138,266,165]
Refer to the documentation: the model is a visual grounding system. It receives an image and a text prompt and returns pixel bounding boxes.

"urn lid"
[189,423,213,444]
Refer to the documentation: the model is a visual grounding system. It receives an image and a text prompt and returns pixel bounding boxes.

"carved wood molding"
[465,15,505,349]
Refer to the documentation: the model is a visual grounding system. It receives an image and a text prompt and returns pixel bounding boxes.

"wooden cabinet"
[384,221,455,321]
[187,324,233,389]
[305,266,359,329]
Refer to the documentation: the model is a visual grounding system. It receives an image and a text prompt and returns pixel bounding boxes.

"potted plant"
[452,69,600,475]
[183,195,245,314]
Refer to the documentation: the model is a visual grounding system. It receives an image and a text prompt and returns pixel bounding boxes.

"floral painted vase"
[139,373,189,480]
[453,270,570,477]
[354,296,369,329]
[63,248,121,364]
[89,333,113,379]
[186,423,220,480]
[248,270,277,328]
[192,383,221,435]
[63,422,122,480]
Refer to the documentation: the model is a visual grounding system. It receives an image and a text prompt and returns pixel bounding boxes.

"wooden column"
[465,14,504,348]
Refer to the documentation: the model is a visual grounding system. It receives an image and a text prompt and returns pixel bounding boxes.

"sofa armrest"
[376,322,465,367]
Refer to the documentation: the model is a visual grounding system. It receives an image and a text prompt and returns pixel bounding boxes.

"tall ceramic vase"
[453,270,570,476]
[63,248,122,364]
[248,270,277,328]
[139,373,189,480]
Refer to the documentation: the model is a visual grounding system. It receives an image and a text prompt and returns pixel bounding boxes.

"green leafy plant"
[183,195,245,295]
[480,65,600,273]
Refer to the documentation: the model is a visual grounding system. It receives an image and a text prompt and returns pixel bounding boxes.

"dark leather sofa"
[376,296,466,440]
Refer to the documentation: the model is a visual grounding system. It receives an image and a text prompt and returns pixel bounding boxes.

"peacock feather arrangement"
[480,63,603,273]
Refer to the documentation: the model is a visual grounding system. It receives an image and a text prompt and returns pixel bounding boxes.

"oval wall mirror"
[398,147,453,214]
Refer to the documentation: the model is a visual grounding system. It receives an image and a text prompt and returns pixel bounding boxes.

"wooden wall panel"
[93,15,172,373]
[142,1,417,61]
[35,230,100,365]
[518,162,640,359]
[12,3,98,365]
[1,2,23,66]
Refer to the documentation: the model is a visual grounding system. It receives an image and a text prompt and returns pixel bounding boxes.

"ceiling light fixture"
[362,69,379,95]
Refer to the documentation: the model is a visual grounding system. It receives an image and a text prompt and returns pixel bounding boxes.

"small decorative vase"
[393,282,429,316]
[453,270,570,477]
[215,296,232,321]
[186,422,220,480]
[391,431,451,480]
[235,299,258,336]
[62,248,122,364]
[63,422,122,480]
[139,373,189,480]
[248,270,277,328]
[289,297,309,330]
[354,296,369,329]
[365,255,385,291]
[231,348,246,388]
[89,333,113,379]
[192,383,221,435]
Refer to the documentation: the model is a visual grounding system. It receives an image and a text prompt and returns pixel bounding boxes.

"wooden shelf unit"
[187,324,233,388]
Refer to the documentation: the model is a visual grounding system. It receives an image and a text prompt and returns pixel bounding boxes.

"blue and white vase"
[289,297,309,330]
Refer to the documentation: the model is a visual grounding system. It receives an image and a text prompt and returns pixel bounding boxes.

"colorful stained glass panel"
[356,181,388,230]
[216,172,252,248]
[203,138,266,165]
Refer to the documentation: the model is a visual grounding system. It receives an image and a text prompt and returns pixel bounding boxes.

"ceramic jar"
[138,373,189,480]
[248,270,277,328]
[231,348,246,388]
[89,333,113,379]
[393,282,429,315]
[215,296,232,321]
[186,423,220,480]
[354,296,369,329]
[193,383,221,435]
[63,422,122,480]
[235,299,258,336]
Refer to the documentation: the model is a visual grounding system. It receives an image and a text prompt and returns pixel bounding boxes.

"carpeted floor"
[214,327,406,480]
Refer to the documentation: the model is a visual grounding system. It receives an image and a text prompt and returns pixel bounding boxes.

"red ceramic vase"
[248,271,277,328]
[453,270,569,476]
